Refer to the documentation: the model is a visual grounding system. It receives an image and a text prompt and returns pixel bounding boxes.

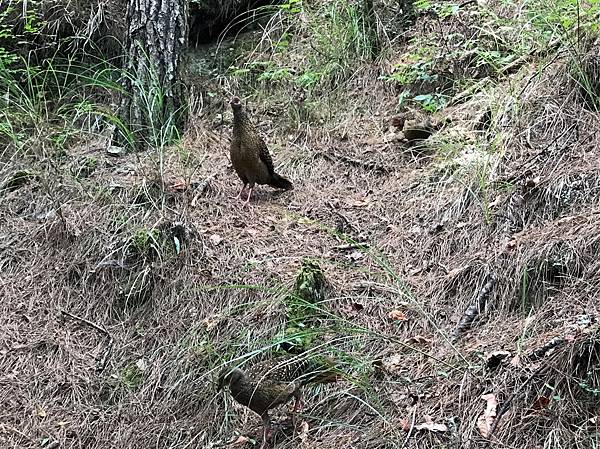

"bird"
[229,96,293,204]
[217,355,339,448]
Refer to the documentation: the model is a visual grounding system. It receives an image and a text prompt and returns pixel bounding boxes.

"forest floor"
[1,1,600,449]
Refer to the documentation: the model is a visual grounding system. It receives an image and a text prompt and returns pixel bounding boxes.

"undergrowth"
[1,1,600,449]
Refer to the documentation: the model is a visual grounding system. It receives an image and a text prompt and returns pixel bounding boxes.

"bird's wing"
[257,139,276,176]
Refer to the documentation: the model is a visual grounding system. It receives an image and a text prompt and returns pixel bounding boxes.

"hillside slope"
[1,1,599,448]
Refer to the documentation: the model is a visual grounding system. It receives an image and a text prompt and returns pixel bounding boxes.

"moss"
[279,259,328,353]
[293,258,327,305]
[118,360,147,390]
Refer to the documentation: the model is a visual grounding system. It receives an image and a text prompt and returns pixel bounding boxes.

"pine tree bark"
[116,0,188,150]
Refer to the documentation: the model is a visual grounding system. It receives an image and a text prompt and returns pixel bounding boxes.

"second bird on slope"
[229,96,293,205]
[218,355,339,448]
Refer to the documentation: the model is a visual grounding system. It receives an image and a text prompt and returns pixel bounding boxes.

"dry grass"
[2,2,600,449]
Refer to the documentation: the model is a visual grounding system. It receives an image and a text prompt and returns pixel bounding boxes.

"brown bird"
[229,96,293,204]
[217,355,338,448]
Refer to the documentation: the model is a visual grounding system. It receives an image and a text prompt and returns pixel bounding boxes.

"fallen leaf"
[488,196,503,208]
[445,264,470,278]
[297,420,310,443]
[531,396,550,411]
[170,179,187,191]
[557,215,576,224]
[346,196,370,207]
[398,418,411,432]
[173,236,181,254]
[388,310,408,321]
[209,234,223,245]
[346,250,364,262]
[135,358,148,372]
[414,415,448,433]
[510,354,521,367]
[229,435,250,447]
[477,393,497,437]
[341,301,364,318]
[106,145,125,156]
[352,302,364,311]
[201,316,220,330]
[381,354,403,374]
[407,335,433,345]
[391,115,406,129]
[485,351,511,369]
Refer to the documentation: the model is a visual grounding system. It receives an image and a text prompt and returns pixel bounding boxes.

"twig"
[458,0,478,8]
[191,173,217,206]
[60,309,109,335]
[350,281,401,294]
[60,309,113,372]
[333,243,370,251]
[96,338,114,373]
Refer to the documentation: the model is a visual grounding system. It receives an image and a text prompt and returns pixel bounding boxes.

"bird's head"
[229,96,242,112]
[217,365,245,391]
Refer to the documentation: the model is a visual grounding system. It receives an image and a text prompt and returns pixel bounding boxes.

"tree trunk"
[116,0,188,150]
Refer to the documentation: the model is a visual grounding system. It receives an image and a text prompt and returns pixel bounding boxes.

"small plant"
[71,156,98,179]
[118,359,147,390]
[257,66,293,82]
[578,370,600,396]
[281,259,328,353]
[393,59,437,85]
[412,93,448,112]
[279,0,302,14]
[130,228,164,261]
[414,0,455,16]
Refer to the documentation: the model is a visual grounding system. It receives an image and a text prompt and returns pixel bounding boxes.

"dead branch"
[60,309,114,372]
[527,314,597,362]
[60,309,109,335]
[451,272,497,341]
[191,173,217,206]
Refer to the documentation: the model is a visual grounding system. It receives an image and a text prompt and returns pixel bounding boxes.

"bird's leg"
[242,187,253,206]
[235,183,247,200]
[290,391,303,429]
[260,413,272,449]
[293,395,303,413]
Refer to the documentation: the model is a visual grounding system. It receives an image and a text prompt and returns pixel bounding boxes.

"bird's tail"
[269,173,293,190]
[300,357,341,386]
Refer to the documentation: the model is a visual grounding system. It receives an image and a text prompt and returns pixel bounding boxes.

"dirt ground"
[2,35,600,449]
